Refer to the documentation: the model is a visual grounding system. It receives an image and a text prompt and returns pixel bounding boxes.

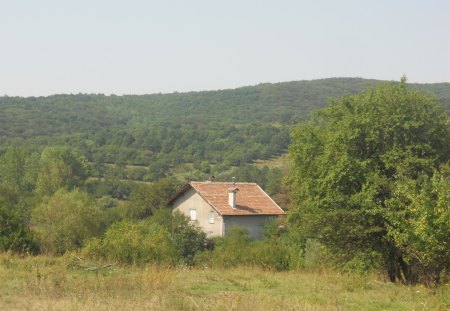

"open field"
[254,154,288,169]
[0,254,449,311]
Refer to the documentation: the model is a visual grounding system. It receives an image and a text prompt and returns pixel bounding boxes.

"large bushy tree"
[32,189,102,254]
[288,79,450,283]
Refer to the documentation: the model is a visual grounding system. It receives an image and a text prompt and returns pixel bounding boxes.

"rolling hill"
[1,77,449,182]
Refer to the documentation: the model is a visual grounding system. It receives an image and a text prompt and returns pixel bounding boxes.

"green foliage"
[0,147,41,192]
[83,220,177,265]
[0,147,29,191]
[250,239,290,271]
[1,79,448,144]
[83,209,206,266]
[386,165,450,283]
[35,147,88,196]
[0,146,88,196]
[85,178,135,200]
[217,165,286,199]
[288,80,450,284]
[125,178,180,219]
[32,189,102,255]
[339,251,383,275]
[0,186,36,253]
[196,226,290,271]
[1,78,449,275]
[149,209,207,266]
[2,78,448,181]
[196,227,251,268]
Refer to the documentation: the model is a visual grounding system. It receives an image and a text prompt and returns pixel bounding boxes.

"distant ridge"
[1,77,448,137]
[1,77,448,168]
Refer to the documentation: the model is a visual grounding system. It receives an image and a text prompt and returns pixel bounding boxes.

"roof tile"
[188,181,285,216]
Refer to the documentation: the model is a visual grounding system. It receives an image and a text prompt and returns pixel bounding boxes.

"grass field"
[0,254,449,311]
[254,154,288,169]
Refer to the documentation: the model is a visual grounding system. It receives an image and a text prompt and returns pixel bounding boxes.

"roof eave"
[167,183,193,206]
[221,212,285,216]
[168,182,225,216]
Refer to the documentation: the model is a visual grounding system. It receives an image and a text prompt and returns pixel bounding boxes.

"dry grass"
[0,253,449,310]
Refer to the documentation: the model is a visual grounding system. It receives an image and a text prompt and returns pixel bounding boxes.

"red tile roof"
[169,181,285,216]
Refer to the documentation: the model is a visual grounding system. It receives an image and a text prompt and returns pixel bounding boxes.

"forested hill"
[1,77,449,178]
[2,78,450,137]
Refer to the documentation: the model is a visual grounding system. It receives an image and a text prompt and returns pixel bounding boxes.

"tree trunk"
[384,246,412,283]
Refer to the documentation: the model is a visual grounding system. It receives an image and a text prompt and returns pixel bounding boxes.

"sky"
[1,0,449,97]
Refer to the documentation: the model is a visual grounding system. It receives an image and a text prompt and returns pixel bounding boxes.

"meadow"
[1,254,448,311]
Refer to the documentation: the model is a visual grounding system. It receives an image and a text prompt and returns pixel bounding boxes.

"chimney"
[228,177,239,209]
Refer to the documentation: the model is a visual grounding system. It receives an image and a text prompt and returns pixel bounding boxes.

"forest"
[1,77,449,174]
[0,78,449,294]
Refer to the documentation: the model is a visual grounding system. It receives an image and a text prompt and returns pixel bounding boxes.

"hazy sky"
[1,0,449,96]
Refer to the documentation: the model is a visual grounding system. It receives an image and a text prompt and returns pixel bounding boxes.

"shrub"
[196,226,290,271]
[250,239,290,271]
[83,210,206,266]
[147,209,207,265]
[83,219,177,265]
[32,189,102,255]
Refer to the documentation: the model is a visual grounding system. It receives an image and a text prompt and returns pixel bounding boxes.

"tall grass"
[1,253,449,310]
[0,252,177,310]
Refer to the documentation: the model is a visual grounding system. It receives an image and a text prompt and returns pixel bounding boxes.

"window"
[189,209,197,221]
[209,211,215,224]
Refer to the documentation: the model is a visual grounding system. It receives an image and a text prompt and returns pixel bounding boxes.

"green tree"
[0,147,28,191]
[288,80,449,283]
[35,147,88,196]
[125,178,179,219]
[23,152,41,191]
[32,189,102,254]
[0,148,40,192]
[0,186,36,253]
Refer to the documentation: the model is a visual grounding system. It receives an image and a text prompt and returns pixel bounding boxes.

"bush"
[32,189,102,255]
[149,209,207,265]
[83,210,206,266]
[0,187,37,253]
[250,240,290,271]
[83,220,177,265]
[195,226,290,271]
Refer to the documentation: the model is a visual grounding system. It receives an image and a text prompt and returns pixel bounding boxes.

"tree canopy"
[288,80,450,283]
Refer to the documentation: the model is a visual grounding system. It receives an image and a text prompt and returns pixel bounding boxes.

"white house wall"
[171,188,223,237]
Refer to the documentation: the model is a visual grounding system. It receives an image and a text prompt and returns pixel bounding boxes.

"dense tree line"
[1,78,449,176]
[2,78,449,140]
[0,146,286,254]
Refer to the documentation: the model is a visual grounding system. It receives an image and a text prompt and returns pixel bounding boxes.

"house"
[168,181,285,239]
